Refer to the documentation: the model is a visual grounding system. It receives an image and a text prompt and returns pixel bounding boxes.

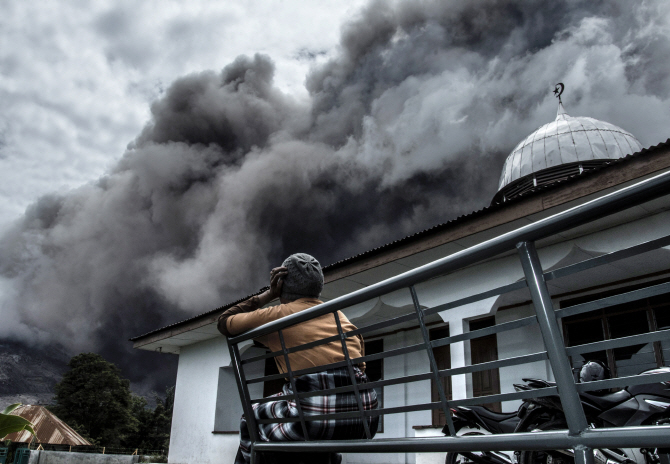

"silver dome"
[498,104,643,191]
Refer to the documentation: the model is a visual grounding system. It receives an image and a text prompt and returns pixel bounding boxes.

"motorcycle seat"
[471,406,518,422]
[581,389,631,411]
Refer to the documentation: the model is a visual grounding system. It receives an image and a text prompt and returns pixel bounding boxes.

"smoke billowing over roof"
[1,0,670,392]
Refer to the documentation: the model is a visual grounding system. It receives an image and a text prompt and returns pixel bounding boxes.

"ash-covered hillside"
[0,340,69,408]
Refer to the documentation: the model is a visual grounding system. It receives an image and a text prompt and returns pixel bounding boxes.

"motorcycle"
[512,364,670,464]
[442,405,520,464]
[442,363,670,464]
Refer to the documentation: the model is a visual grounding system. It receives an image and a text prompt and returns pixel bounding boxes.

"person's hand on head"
[268,266,288,300]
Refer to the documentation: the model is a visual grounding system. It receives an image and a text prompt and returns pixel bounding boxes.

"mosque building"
[132,87,670,464]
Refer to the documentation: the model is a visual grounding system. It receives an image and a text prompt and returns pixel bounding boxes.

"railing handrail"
[229,168,670,344]
[251,426,670,453]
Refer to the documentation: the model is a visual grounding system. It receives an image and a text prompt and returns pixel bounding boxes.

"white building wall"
[169,337,238,464]
[495,305,552,411]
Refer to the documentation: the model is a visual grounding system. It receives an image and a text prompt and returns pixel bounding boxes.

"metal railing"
[227,169,670,464]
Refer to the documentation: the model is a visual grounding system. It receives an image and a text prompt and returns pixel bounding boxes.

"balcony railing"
[227,169,670,464]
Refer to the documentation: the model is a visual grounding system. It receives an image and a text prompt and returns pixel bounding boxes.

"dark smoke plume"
[1,0,669,392]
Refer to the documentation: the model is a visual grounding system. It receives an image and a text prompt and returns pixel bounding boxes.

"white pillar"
[438,296,499,401]
[447,318,468,401]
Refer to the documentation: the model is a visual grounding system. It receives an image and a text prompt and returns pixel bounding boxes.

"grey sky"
[0,0,367,232]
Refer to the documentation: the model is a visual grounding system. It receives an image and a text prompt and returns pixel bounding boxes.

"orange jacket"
[218,296,365,374]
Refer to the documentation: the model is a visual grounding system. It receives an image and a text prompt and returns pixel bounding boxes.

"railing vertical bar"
[516,241,589,435]
[228,343,258,442]
[228,341,260,443]
[409,286,456,436]
[278,329,311,441]
[334,312,373,440]
[574,445,595,464]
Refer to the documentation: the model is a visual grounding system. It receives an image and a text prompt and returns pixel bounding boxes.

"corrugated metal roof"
[129,288,270,341]
[130,138,670,342]
[4,405,92,445]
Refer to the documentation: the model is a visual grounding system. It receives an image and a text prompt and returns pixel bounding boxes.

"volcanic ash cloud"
[2,0,670,391]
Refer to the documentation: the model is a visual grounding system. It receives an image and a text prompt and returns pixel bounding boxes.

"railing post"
[516,241,589,435]
[334,312,373,439]
[409,286,456,436]
[227,341,261,443]
[574,445,595,464]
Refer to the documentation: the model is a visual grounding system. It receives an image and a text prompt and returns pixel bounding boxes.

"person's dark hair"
[280,253,324,301]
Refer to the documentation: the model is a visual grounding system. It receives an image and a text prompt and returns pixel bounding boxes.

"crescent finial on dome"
[554,83,568,120]
[553,83,564,101]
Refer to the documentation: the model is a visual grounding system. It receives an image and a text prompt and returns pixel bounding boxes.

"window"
[469,317,501,412]
[214,367,245,432]
[214,347,265,433]
[650,292,670,367]
[365,338,384,432]
[562,281,670,378]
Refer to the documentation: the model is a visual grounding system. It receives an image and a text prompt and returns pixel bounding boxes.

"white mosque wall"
[169,337,238,464]
[495,304,553,412]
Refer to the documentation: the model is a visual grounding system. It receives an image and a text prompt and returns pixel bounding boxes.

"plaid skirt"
[236,366,379,464]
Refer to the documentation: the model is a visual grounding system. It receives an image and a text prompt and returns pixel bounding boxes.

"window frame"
[561,279,670,377]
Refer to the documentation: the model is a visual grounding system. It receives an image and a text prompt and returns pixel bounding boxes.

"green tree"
[51,353,138,446]
[150,386,174,450]
[127,386,174,451]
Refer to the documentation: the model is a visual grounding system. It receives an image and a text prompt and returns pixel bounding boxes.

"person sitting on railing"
[218,253,379,464]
